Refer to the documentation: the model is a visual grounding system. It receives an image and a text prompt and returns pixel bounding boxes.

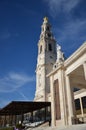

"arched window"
[40,45,42,53]
[48,44,52,51]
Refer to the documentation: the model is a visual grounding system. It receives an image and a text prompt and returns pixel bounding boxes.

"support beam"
[50,76,56,127]
[15,115,16,125]
[66,75,75,125]
[58,69,68,125]
[79,98,84,117]
[31,111,33,123]
[21,113,24,124]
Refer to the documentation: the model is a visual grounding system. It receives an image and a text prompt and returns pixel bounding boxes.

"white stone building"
[34,17,86,127]
[34,17,57,101]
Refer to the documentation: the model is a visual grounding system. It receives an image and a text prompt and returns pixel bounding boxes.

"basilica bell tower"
[34,17,57,101]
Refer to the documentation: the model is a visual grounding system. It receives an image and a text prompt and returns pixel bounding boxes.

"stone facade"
[34,17,57,101]
[48,42,86,126]
[34,17,86,127]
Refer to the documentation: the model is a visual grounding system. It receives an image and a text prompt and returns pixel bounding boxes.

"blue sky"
[0,0,86,108]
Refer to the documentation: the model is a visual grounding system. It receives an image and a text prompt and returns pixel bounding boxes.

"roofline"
[47,41,86,77]
[0,101,51,115]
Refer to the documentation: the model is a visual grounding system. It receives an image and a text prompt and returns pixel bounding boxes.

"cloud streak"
[44,0,80,17]
[54,18,86,56]
[55,19,86,41]
[0,72,35,93]
[18,91,29,101]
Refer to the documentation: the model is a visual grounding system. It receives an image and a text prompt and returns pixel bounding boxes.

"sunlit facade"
[34,17,86,127]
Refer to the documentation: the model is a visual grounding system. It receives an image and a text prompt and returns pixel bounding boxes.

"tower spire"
[34,17,57,101]
[39,16,55,42]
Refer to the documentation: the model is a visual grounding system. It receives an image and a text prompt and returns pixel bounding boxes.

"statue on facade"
[56,44,64,63]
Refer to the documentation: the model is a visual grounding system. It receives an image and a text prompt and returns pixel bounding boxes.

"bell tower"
[34,17,57,101]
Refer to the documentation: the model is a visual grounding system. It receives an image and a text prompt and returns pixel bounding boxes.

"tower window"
[48,33,51,37]
[46,26,49,31]
[48,44,52,51]
[40,45,42,53]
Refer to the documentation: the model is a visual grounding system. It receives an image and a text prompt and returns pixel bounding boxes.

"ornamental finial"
[43,16,48,23]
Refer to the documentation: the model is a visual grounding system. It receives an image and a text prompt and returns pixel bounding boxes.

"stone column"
[80,98,84,117]
[50,76,56,127]
[58,69,68,125]
[83,62,86,80]
[66,75,75,125]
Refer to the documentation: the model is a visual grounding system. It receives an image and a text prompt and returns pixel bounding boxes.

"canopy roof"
[0,101,51,115]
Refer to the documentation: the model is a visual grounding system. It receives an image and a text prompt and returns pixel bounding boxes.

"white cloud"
[44,0,80,17]
[55,19,86,42]
[62,0,80,12]
[43,0,86,41]
[0,72,35,93]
